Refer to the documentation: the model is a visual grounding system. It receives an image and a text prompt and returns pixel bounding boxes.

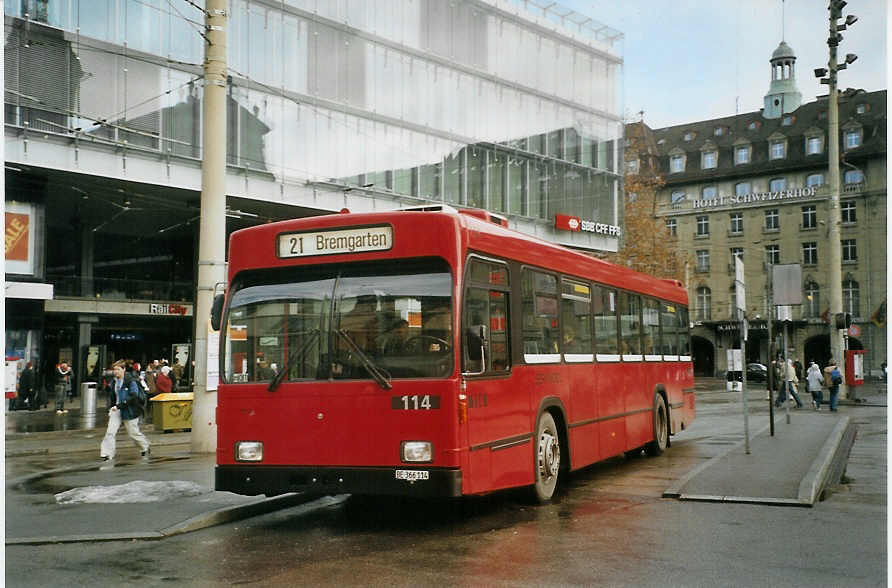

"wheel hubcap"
[538,429,560,480]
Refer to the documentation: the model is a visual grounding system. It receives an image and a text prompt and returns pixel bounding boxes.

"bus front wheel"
[644,394,668,456]
[533,412,560,503]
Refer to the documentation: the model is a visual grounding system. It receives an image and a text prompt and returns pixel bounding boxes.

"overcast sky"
[565,0,888,129]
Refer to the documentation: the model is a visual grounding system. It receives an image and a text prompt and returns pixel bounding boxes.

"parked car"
[746,363,768,382]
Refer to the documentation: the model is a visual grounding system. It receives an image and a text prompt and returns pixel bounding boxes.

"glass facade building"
[4,0,624,389]
[5,0,623,244]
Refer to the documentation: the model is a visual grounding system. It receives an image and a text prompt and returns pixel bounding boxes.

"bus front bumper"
[215,465,462,498]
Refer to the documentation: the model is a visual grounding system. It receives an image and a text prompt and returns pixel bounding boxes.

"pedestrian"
[771,358,785,406]
[54,362,73,414]
[155,365,173,395]
[824,359,842,412]
[100,364,150,461]
[783,358,804,408]
[145,361,158,395]
[793,357,803,381]
[19,361,35,411]
[806,361,824,410]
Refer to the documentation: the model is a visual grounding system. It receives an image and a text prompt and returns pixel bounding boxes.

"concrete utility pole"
[192,0,228,453]
[816,0,858,398]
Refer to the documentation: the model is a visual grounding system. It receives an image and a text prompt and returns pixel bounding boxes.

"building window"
[671,191,686,207]
[844,130,862,149]
[748,121,760,131]
[765,244,780,265]
[683,132,695,142]
[730,213,743,234]
[769,177,787,192]
[806,136,823,155]
[735,146,750,165]
[855,103,868,114]
[730,248,744,271]
[802,242,818,266]
[801,205,817,229]
[696,215,709,237]
[696,250,710,272]
[714,126,725,136]
[665,218,677,236]
[702,151,717,169]
[806,173,824,187]
[701,186,717,200]
[696,287,712,321]
[782,115,794,126]
[804,281,820,318]
[670,155,685,174]
[841,200,856,223]
[735,182,751,196]
[844,169,864,185]
[843,279,859,316]
[764,209,779,230]
[770,140,786,160]
[626,159,639,174]
[842,239,857,262]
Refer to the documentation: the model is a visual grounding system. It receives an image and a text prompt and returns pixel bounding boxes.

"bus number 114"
[392,395,440,410]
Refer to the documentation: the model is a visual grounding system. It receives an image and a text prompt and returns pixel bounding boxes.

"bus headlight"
[235,441,264,462]
[401,441,432,463]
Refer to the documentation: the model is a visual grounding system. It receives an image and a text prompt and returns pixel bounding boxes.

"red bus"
[214,206,694,502]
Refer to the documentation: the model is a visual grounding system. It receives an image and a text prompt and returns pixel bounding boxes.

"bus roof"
[227,207,688,306]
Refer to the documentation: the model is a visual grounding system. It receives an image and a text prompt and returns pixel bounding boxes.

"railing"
[47,275,193,302]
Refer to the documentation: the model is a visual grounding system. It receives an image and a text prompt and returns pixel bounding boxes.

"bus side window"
[643,297,661,357]
[561,279,592,357]
[619,292,643,356]
[593,285,619,356]
[660,302,679,356]
[521,269,559,361]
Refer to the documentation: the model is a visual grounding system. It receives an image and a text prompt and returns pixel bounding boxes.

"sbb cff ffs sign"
[554,214,621,237]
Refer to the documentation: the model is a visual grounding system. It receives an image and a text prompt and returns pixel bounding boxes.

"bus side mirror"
[210,294,225,331]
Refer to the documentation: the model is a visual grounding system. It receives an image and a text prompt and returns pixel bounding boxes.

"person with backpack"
[100,364,150,461]
[824,359,842,412]
[53,362,73,414]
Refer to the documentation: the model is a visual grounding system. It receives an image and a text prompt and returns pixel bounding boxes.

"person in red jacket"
[155,366,173,395]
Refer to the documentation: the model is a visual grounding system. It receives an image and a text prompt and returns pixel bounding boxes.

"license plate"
[395,469,429,481]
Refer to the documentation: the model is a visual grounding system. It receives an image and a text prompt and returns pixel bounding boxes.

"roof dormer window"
[782,115,795,126]
[855,103,869,114]
[683,131,696,142]
[748,121,761,131]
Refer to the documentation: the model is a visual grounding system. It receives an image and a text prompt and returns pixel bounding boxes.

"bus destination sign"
[278,225,393,258]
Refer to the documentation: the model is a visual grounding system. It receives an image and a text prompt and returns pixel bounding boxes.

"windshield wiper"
[335,328,392,390]
[268,329,320,392]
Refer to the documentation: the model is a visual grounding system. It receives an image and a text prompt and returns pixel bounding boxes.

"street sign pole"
[735,257,750,454]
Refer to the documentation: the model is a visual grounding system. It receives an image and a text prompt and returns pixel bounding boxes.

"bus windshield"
[223,259,453,384]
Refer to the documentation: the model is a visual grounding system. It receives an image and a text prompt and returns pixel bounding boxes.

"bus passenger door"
[462,260,526,495]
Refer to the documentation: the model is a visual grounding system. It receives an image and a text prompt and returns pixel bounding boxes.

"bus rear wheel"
[644,394,668,456]
[533,412,561,503]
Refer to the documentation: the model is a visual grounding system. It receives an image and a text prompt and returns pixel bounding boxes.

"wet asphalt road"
[5,380,887,587]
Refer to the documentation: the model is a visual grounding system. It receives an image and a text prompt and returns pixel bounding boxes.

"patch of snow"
[55,480,208,504]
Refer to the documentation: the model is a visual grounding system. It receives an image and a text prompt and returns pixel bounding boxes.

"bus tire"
[644,393,668,457]
[533,412,561,503]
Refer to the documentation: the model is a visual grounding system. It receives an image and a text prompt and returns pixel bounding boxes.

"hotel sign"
[692,186,818,210]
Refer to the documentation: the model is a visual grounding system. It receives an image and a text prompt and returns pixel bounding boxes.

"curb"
[6,490,342,545]
[798,416,850,504]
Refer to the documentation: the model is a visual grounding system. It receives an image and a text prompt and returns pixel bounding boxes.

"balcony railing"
[47,275,193,302]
